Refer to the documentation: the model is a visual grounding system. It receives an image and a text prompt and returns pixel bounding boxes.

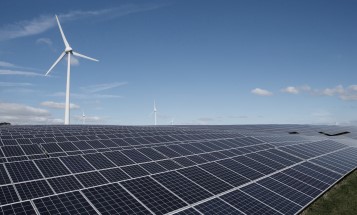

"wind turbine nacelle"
[65,47,73,53]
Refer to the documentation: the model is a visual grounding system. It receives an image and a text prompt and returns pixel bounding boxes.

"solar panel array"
[0,124,356,214]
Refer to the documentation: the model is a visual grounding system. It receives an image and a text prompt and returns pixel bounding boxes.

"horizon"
[1,0,357,125]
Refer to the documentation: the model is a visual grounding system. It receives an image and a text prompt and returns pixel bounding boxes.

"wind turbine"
[153,100,157,126]
[82,111,86,125]
[45,15,98,125]
[170,118,174,125]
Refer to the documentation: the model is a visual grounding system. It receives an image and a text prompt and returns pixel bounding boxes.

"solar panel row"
[0,125,356,215]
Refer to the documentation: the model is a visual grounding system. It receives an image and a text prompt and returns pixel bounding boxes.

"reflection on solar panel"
[0,124,356,214]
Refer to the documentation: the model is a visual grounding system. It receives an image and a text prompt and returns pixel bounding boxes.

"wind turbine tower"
[154,100,157,126]
[82,112,86,125]
[45,15,98,125]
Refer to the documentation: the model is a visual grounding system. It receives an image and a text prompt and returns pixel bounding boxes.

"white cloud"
[81,82,127,93]
[0,102,62,124]
[312,85,357,100]
[40,101,80,109]
[321,85,344,96]
[281,86,299,94]
[0,82,33,87]
[36,37,53,46]
[0,5,164,41]
[52,92,122,99]
[251,88,273,96]
[0,69,43,76]
[74,115,106,124]
[281,85,312,94]
[0,61,16,68]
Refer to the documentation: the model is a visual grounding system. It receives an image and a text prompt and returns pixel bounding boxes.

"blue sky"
[1,0,357,125]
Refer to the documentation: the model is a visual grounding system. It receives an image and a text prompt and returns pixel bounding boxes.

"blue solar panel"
[0,124,356,214]
[121,176,187,215]
[33,191,98,215]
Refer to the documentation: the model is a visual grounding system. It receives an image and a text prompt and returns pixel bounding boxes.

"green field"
[301,170,357,215]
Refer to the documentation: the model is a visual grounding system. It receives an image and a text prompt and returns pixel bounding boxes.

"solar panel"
[82,153,116,169]
[34,158,71,177]
[153,171,213,204]
[5,160,43,182]
[60,155,95,173]
[47,175,83,193]
[0,124,356,214]
[75,171,108,187]
[0,201,37,215]
[178,166,233,194]
[82,183,151,214]
[199,162,250,186]
[0,185,19,205]
[33,191,98,215]
[121,176,187,215]
[15,179,54,200]
[241,183,301,214]
[121,164,150,178]
[140,162,167,174]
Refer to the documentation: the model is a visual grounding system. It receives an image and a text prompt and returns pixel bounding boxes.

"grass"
[301,170,357,215]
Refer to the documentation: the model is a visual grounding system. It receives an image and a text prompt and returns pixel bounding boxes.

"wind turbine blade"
[45,52,66,76]
[73,52,99,62]
[55,15,70,48]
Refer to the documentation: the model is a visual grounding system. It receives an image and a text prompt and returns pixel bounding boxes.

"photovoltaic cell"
[173,208,201,215]
[137,148,167,160]
[5,160,43,183]
[233,156,276,175]
[282,168,329,191]
[153,146,181,158]
[271,172,322,198]
[0,201,37,215]
[218,159,264,180]
[33,191,97,215]
[153,171,213,204]
[20,144,43,155]
[15,179,54,200]
[41,143,64,153]
[140,162,167,174]
[47,175,84,193]
[303,162,342,180]
[200,162,250,187]
[34,158,71,177]
[82,153,116,169]
[103,151,134,166]
[178,166,233,194]
[75,171,108,187]
[60,155,95,173]
[82,183,151,215]
[241,183,301,215]
[121,165,150,178]
[173,157,196,167]
[0,185,19,205]
[122,149,152,163]
[122,176,187,215]
[57,141,80,152]
[257,177,313,206]
[0,164,11,185]
[195,198,242,215]
[100,167,130,182]
[1,146,25,157]
[157,159,182,170]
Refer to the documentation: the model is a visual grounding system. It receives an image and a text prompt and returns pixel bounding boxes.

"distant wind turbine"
[170,118,174,125]
[45,15,98,125]
[150,100,158,126]
[82,111,86,125]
